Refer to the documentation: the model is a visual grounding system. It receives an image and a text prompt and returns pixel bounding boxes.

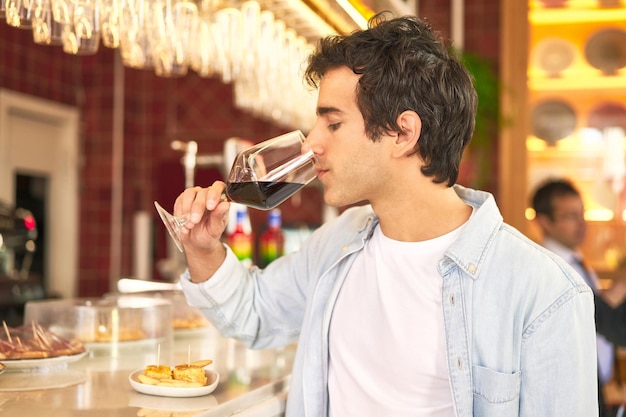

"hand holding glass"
[155,130,316,252]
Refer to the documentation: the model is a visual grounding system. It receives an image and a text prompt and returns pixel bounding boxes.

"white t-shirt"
[328,224,463,417]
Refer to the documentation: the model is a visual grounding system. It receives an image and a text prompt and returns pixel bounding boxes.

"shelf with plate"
[529,26,626,81]
[526,1,626,274]
[529,2,626,82]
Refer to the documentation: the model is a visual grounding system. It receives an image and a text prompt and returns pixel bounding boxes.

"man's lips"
[315,167,328,179]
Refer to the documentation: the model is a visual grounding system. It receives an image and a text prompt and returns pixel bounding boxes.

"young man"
[532,178,626,417]
[174,14,598,417]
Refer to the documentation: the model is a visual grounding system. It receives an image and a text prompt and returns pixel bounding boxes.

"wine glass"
[154,130,316,252]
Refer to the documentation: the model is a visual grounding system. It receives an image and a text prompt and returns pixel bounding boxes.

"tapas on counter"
[129,357,219,398]
[0,320,87,371]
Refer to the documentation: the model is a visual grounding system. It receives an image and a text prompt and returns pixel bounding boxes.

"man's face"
[538,194,587,250]
[306,67,392,207]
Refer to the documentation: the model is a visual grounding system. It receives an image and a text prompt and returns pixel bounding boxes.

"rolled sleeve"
[179,245,248,306]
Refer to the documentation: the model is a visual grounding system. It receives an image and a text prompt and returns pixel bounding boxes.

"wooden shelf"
[530,5,626,25]
[529,73,626,92]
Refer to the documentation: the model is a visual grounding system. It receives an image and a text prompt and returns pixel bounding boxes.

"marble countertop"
[0,324,295,417]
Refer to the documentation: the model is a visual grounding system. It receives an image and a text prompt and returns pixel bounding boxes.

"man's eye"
[329,123,341,131]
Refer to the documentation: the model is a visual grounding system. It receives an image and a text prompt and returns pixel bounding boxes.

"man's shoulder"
[461,220,589,305]
[494,223,583,277]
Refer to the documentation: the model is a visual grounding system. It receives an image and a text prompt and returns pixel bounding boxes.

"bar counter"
[0,325,295,417]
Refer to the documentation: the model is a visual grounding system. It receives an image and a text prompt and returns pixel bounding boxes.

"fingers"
[173,186,205,222]
[173,182,230,234]
[205,182,227,211]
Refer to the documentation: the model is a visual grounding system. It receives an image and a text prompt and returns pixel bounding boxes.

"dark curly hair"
[304,12,477,186]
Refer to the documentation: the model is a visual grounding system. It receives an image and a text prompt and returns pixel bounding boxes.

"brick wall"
[0,23,321,296]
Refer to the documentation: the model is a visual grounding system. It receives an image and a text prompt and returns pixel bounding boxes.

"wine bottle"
[228,207,254,268]
[259,209,284,268]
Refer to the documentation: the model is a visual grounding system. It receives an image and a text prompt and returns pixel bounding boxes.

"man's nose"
[305,125,324,154]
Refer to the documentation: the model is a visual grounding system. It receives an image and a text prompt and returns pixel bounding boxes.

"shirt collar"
[443,185,504,280]
[353,185,504,280]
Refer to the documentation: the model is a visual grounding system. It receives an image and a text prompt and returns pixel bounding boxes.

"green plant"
[461,51,500,151]
[453,49,501,189]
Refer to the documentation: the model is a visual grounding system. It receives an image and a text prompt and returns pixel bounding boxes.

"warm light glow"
[585,208,614,221]
[605,247,622,270]
[526,206,615,222]
[579,128,604,146]
[555,136,580,151]
[530,3,626,24]
[526,137,548,152]
[336,0,369,28]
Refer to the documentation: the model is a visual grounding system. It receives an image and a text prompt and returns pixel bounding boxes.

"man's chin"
[322,191,346,208]
[323,192,367,210]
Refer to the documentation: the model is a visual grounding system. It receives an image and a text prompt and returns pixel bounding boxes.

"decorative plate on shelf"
[584,28,626,75]
[531,100,577,145]
[587,102,626,131]
[532,37,577,77]
[597,0,622,8]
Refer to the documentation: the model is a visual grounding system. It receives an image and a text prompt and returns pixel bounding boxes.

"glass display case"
[526,0,626,278]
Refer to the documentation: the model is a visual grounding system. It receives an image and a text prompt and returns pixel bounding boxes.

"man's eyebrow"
[316,106,343,116]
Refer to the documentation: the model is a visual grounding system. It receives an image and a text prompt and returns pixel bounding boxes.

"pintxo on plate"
[138,359,213,388]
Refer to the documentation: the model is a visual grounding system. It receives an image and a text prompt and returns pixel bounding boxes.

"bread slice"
[144,365,173,380]
[172,364,207,385]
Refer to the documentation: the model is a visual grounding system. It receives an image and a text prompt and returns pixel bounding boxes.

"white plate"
[1,350,88,371]
[129,368,219,398]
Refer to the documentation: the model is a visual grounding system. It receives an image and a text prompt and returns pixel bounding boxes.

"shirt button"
[341,246,348,252]
[468,263,477,274]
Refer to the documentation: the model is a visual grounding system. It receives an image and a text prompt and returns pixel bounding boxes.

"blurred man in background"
[532,178,626,417]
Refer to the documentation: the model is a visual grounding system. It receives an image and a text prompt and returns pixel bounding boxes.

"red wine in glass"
[225,181,306,210]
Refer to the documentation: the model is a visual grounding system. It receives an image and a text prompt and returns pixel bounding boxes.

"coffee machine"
[0,200,41,325]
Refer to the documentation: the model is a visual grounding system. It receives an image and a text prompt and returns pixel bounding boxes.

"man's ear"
[393,110,422,158]
[534,213,552,232]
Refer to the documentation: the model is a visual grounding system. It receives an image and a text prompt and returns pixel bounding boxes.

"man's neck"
[372,185,472,242]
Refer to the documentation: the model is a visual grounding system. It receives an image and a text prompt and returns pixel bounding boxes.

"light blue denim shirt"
[180,185,598,417]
